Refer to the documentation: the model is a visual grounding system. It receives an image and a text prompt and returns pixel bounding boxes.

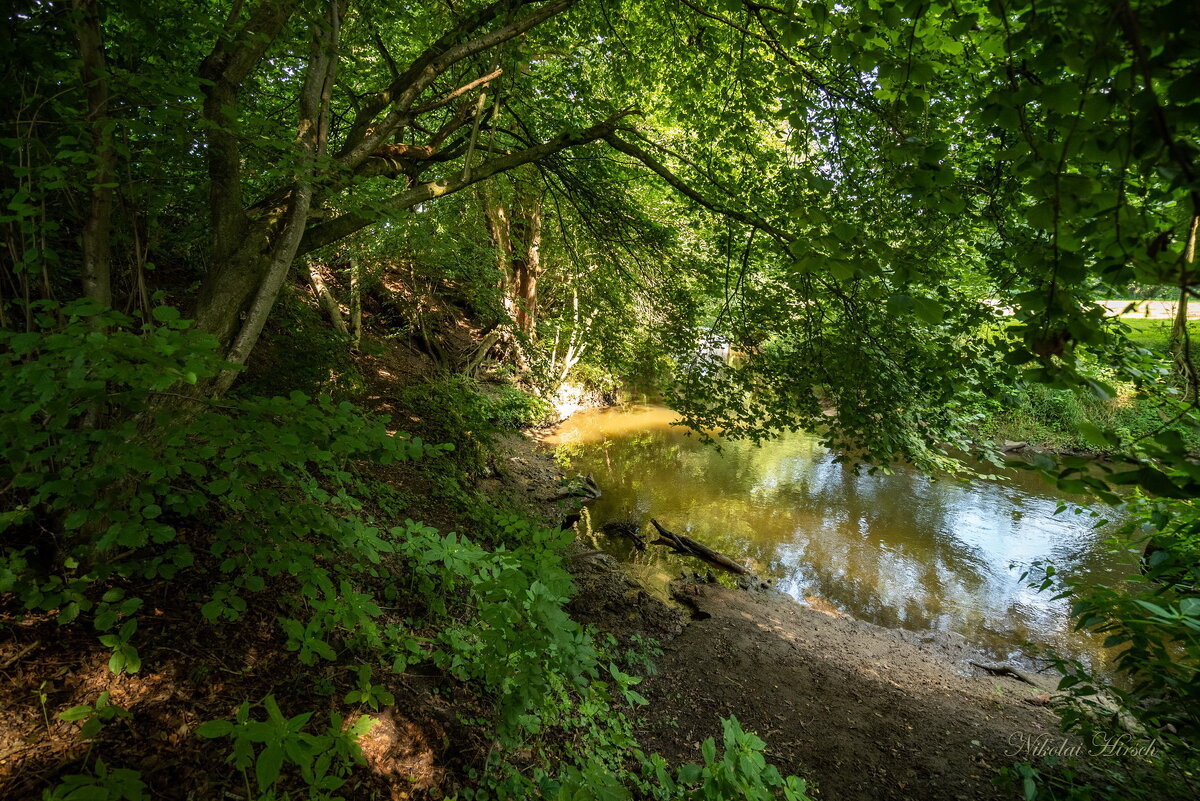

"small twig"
[0,640,41,670]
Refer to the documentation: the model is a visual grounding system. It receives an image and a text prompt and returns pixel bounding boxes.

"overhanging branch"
[603,132,795,244]
[299,108,640,255]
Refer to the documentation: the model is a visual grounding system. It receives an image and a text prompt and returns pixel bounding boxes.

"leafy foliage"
[195,696,374,800]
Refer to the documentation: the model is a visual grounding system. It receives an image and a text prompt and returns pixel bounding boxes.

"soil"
[636,581,1061,801]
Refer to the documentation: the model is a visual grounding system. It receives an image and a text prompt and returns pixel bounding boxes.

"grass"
[979,318,1200,454]
[1120,317,1200,354]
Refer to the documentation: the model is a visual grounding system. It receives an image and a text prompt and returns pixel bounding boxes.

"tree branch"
[603,132,795,244]
[336,0,575,170]
[300,108,639,255]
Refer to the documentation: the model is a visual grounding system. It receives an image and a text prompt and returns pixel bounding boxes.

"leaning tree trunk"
[307,261,349,335]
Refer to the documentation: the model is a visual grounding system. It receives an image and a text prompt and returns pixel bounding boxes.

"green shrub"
[489,384,555,429]
[1006,493,1200,800]
[396,376,551,473]
[195,695,373,801]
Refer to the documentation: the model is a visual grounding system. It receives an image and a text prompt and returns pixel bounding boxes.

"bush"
[396,376,551,473]
[0,300,442,675]
[1005,493,1200,800]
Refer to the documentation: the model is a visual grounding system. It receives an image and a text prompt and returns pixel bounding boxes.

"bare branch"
[411,68,504,115]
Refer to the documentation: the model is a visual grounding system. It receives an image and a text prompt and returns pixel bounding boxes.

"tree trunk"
[349,257,363,349]
[482,191,513,317]
[1173,213,1199,401]
[72,0,115,309]
[482,174,542,337]
[308,262,348,335]
[510,181,542,336]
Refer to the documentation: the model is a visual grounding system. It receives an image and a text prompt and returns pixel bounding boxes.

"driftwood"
[969,661,1038,687]
[551,473,602,502]
[649,519,749,576]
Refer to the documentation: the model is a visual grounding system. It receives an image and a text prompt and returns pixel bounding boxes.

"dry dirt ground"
[640,582,1060,801]
[565,544,1066,801]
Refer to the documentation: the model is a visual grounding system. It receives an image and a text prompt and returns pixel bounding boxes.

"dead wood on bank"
[649,518,750,576]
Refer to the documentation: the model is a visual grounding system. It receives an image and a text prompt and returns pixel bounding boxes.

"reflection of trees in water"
[565,419,1130,667]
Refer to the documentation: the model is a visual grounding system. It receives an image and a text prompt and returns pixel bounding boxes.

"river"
[544,404,1137,675]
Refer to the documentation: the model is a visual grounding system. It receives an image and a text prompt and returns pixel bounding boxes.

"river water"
[544,404,1137,675]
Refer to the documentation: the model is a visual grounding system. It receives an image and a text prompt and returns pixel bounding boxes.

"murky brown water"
[545,404,1136,674]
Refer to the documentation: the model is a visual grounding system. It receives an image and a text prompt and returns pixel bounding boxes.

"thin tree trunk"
[72,0,115,309]
[510,181,542,336]
[308,261,348,335]
[349,257,362,349]
[1173,213,1199,400]
[482,191,512,313]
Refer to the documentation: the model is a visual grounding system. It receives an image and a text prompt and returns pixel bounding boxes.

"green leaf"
[256,745,284,791]
[195,719,235,738]
[1135,600,1170,618]
[60,705,95,722]
[911,296,943,325]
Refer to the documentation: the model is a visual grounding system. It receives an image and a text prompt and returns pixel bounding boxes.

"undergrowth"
[0,300,811,799]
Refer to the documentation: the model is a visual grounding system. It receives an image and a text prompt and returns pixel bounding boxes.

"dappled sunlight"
[356,709,444,798]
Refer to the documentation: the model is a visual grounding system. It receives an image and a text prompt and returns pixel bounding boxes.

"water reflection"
[544,405,1136,674]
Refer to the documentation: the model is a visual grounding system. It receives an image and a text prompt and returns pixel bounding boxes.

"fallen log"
[649,519,749,576]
